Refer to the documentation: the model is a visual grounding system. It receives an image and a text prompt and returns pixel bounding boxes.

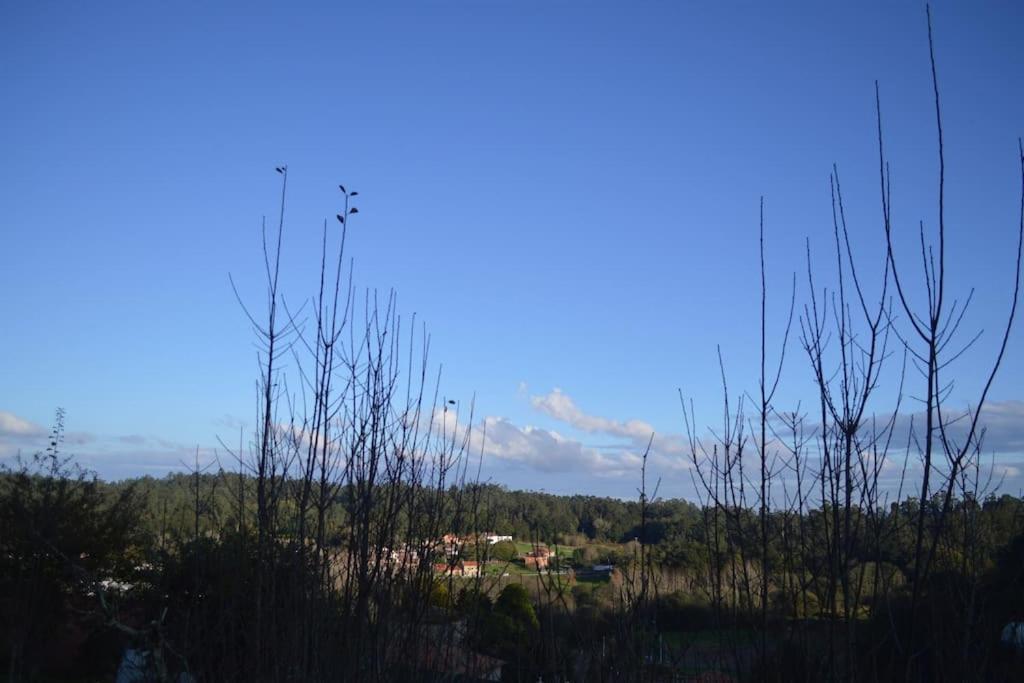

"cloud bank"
[0,410,219,480]
[2,396,1021,497]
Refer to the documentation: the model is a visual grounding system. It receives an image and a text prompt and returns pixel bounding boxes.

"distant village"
[376,532,616,580]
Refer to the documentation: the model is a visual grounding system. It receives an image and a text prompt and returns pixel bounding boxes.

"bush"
[490,540,518,562]
[0,412,144,679]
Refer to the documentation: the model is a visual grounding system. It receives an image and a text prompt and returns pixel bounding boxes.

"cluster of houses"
[431,533,563,575]
[375,533,577,578]
[431,542,558,576]
[438,532,512,551]
[432,559,481,577]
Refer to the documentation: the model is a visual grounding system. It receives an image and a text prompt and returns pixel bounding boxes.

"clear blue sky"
[2,1,1022,498]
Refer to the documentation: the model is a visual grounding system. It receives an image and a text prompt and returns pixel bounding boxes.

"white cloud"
[993,462,1022,479]
[424,388,695,482]
[0,411,46,438]
[882,400,1024,457]
[0,410,221,480]
[974,401,1024,453]
[0,395,1016,496]
[530,388,656,442]
[475,416,639,477]
[528,388,692,466]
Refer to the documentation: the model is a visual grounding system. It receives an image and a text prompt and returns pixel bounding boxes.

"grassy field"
[513,541,576,556]
[481,559,530,576]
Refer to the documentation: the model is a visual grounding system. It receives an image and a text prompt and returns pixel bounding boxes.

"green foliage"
[5,417,1024,680]
[429,579,452,609]
[490,539,518,562]
[478,583,539,664]
[456,586,493,616]
[768,586,822,619]
[495,584,538,632]
[0,411,145,679]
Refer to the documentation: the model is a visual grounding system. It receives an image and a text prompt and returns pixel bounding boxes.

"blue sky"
[2,1,1023,498]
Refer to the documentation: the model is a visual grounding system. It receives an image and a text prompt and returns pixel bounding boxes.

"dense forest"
[3,11,1024,682]
[3,443,1024,681]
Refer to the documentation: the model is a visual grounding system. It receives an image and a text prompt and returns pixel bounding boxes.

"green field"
[513,541,577,557]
